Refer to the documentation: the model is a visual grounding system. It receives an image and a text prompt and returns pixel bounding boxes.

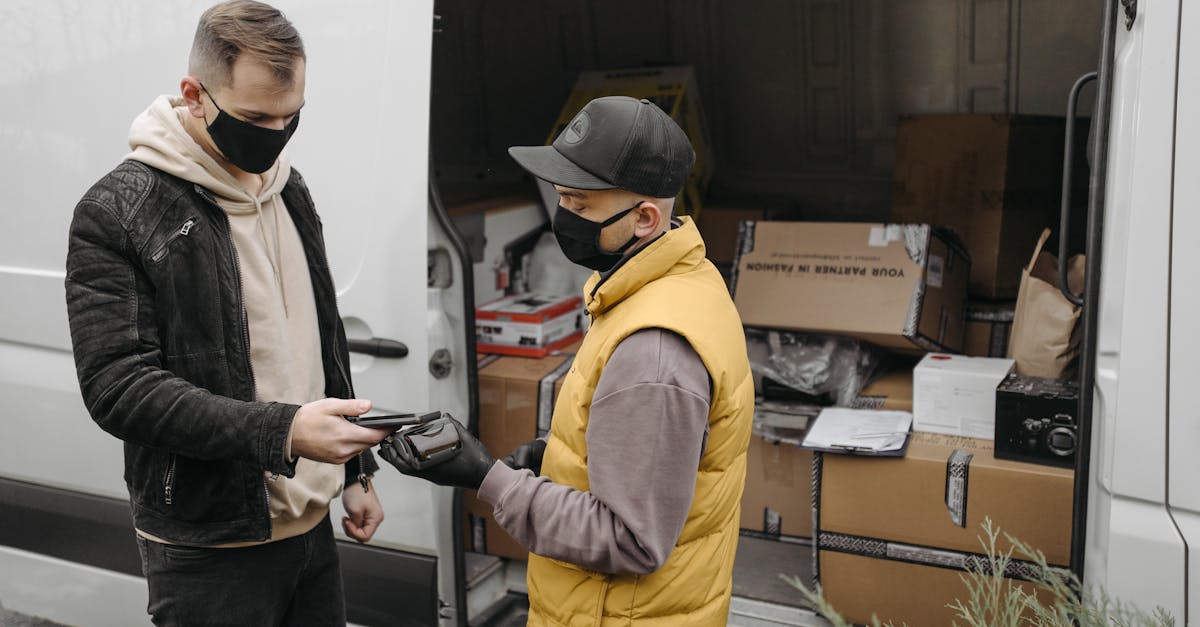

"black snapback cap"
[508,95,696,199]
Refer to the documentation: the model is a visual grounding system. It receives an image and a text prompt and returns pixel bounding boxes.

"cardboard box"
[963,300,1016,358]
[892,114,1067,299]
[739,402,819,540]
[448,196,548,305]
[850,368,914,412]
[478,354,574,455]
[697,206,766,265]
[464,489,527,561]
[465,351,578,560]
[913,354,1014,439]
[539,66,713,217]
[476,293,584,357]
[815,432,1074,626]
[732,221,969,353]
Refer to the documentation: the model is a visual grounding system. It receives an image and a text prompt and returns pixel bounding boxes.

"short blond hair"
[189,0,305,88]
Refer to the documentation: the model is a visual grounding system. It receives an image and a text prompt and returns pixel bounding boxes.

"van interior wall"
[431,0,1101,221]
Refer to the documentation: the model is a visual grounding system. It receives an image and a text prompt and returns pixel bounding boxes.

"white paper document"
[800,407,914,453]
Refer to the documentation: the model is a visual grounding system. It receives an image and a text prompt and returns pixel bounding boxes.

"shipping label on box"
[913,353,1014,439]
[476,293,584,357]
[731,221,969,353]
[813,432,1073,626]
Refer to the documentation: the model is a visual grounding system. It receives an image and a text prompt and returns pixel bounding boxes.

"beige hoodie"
[128,95,341,545]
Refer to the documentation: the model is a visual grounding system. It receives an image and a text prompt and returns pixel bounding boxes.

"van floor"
[476,534,815,626]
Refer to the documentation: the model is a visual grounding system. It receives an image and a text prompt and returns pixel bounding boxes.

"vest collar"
[584,216,707,317]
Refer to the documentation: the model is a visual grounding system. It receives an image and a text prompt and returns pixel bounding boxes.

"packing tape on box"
[816,531,1053,582]
[944,449,974,528]
[537,358,574,436]
[811,452,824,587]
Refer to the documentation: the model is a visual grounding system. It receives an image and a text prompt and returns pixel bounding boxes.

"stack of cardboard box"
[463,340,581,561]
[462,72,1078,620]
[723,113,1077,624]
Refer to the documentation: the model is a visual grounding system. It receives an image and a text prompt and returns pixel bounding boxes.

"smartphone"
[347,410,442,431]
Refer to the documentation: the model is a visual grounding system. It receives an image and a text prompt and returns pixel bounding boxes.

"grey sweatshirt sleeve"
[477,328,711,575]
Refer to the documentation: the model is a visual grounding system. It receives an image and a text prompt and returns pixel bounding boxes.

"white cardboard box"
[912,354,1015,439]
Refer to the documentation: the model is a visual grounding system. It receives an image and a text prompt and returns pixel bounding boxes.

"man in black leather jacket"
[64,2,388,625]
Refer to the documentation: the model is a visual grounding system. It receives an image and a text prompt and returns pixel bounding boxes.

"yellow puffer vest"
[527,217,754,627]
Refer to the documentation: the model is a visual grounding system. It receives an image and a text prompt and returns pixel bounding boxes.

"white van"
[0,0,1191,625]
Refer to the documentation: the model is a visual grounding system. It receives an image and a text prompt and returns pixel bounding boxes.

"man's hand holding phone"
[291,398,391,464]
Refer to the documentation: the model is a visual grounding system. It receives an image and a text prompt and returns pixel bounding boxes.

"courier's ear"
[630,200,664,239]
[180,76,207,120]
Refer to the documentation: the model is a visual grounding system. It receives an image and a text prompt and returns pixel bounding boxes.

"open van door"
[1082,0,1188,617]
[0,2,464,625]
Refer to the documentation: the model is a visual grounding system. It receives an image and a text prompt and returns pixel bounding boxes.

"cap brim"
[508,145,616,191]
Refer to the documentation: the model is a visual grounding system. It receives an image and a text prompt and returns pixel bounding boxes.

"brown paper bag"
[1007,228,1086,378]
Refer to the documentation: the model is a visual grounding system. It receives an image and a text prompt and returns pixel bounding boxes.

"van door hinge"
[438,598,455,620]
[1120,0,1136,30]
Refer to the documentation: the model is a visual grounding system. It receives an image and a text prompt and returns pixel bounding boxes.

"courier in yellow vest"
[380,96,753,626]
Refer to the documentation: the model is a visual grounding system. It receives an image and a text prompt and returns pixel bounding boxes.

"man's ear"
[180,77,207,120]
[631,200,663,238]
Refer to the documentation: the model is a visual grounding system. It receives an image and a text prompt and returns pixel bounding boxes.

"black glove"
[502,438,547,475]
[378,418,494,490]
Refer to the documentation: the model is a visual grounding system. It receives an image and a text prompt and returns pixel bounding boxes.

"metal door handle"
[347,337,409,358]
[1059,71,1098,306]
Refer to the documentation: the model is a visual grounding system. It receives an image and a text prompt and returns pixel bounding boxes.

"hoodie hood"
[127,95,290,213]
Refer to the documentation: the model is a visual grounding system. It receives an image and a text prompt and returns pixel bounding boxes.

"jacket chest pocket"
[145,216,226,357]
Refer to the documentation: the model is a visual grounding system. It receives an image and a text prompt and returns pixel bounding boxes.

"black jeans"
[136,516,346,627]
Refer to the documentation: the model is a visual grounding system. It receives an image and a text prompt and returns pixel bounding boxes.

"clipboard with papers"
[799,407,913,456]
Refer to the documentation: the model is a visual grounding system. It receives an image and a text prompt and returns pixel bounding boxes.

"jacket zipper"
[163,454,177,505]
[150,217,199,262]
[314,241,369,491]
[194,188,271,536]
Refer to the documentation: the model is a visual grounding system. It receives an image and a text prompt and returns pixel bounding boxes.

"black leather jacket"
[65,160,378,545]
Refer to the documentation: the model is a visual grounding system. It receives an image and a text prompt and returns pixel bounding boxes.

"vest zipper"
[163,454,177,505]
[593,578,610,627]
[150,217,199,262]
[194,188,271,537]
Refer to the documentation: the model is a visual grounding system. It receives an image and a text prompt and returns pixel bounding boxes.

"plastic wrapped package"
[753,399,822,445]
[745,328,886,407]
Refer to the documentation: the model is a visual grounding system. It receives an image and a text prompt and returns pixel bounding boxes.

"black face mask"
[200,82,299,174]
[553,202,641,272]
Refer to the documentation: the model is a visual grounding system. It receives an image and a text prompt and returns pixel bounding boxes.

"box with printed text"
[475,293,585,358]
[731,221,969,353]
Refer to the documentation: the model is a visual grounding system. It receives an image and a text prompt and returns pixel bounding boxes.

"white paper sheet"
[800,407,913,453]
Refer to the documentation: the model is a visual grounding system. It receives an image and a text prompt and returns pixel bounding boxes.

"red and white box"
[476,293,585,358]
